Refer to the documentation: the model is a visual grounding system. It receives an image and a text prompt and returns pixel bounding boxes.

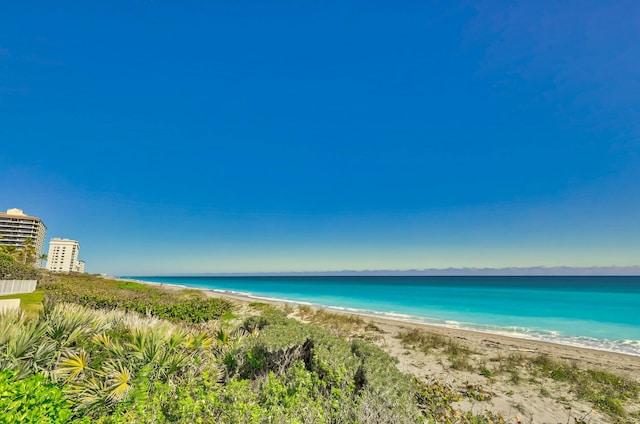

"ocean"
[125,276,640,356]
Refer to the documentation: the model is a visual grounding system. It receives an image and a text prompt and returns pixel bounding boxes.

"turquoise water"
[126,276,640,356]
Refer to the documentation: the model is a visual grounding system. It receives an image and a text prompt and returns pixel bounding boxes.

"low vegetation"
[39,275,233,324]
[395,327,640,421]
[296,305,369,335]
[0,273,525,423]
[397,328,472,371]
[531,354,639,417]
[0,301,424,423]
[0,253,38,280]
[0,370,78,424]
[489,352,640,419]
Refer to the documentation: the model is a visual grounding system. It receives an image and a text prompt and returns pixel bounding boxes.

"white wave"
[127,277,640,357]
[382,312,413,319]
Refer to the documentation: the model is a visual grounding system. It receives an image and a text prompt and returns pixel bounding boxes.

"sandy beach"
[133,279,640,423]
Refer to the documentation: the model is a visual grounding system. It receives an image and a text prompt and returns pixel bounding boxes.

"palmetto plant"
[103,360,132,400]
[166,328,187,351]
[70,375,112,412]
[56,350,91,384]
[186,331,215,350]
[55,348,136,413]
[43,300,110,349]
[1,301,231,417]
[0,311,53,379]
[212,327,248,357]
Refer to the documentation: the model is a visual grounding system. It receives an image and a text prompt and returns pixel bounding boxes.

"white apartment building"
[0,208,47,267]
[46,238,84,273]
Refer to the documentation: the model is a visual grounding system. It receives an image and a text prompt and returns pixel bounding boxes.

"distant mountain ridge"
[166,266,640,277]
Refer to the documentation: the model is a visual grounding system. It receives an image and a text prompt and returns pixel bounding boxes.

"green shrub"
[40,277,233,323]
[0,370,78,424]
[241,315,269,333]
[116,281,150,291]
[0,255,38,280]
[227,312,423,423]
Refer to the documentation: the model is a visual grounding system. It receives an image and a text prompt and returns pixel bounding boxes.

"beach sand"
[135,279,640,423]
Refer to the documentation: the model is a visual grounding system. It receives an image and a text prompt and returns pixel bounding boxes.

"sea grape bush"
[0,370,84,424]
[227,310,424,423]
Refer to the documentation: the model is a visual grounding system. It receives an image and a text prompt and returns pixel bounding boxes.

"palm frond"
[166,329,187,351]
[31,339,57,369]
[57,350,91,383]
[127,327,147,356]
[104,360,132,401]
[155,349,189,382]
[188,331,215,350]
[91,333,112,348]
[45,303,110,347]
[5,321,48,360]
[68,375,110,412]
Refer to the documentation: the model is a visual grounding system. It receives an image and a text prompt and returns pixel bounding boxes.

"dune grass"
[531,354,639,418]
[398,329,640,420]
[396,328,472,370]
[296,305,366,334]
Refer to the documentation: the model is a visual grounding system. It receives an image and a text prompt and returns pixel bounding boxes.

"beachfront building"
[0,208,47,267]
[46,238,85,273]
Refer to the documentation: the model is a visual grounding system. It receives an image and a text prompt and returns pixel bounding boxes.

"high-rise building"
[46,238,84,273]
[0,208,47,267]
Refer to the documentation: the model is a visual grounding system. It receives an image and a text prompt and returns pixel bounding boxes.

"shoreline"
[228,295,640,376]
[123,277,640,361]
[126,277,640,421]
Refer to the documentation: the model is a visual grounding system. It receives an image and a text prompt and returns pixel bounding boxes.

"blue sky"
[1,1,639,275]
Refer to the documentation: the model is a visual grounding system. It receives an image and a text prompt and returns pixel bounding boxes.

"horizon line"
[122,265,640,277]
